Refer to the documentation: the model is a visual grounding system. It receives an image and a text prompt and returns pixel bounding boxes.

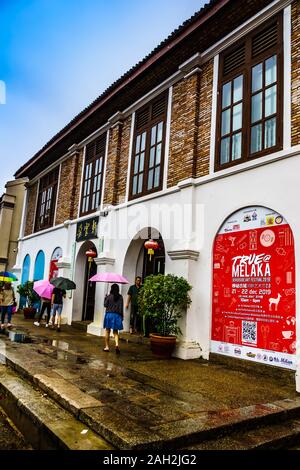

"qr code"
[242,321,257,344]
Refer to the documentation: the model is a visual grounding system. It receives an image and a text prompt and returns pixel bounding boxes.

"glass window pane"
[252,63,263,92]
[138,175,143,194]
[221,109,231,136]
[232,133,242,160]
[97,176,101,191]
[141,132,147,151]
[156,143,162,165]
[135,135,141,154]
[265,85,277,117]
[149,148,155,168]
[134,156,139,174]
[232,103,242,131]
[151,126,157,146]
[265,55,277,86]
[99,158,103,174]
[265,117,276,149]
[154,167,160,188]
[251,92,262,123]
[233,75,243,103]
[132,176,138,195]
[88,163,92,178]
[139,152,145,172]
[147,169,154,190]
[220,137,230,164]
[251,124,262,154]
[222,82,231,109]
[157,122,163,142]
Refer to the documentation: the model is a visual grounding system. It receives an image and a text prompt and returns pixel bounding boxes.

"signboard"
[211,207,296,370]
[76,216,99,242]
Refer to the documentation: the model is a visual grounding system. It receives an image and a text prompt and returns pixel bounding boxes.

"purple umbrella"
[89,273,129,284]
[33,280,54,300]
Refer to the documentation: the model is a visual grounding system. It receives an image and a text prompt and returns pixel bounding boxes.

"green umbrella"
[50,277,76,290]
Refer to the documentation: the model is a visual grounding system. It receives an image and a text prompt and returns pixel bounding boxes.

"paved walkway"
[0,313,299,449]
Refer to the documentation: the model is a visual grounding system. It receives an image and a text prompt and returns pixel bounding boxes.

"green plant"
[138,274,192,336]
[17,281,40,308]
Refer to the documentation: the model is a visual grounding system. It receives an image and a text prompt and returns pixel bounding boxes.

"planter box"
[150,334,177,358]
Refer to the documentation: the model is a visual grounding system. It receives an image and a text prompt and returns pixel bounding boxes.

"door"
[82,258,97,321]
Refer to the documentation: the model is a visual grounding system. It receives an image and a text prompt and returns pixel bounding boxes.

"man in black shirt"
[126,277,142,334]
[50,287,66,332]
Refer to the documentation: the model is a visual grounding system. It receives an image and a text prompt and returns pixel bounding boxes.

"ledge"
[167,250,200,261]
[94,257,115,266]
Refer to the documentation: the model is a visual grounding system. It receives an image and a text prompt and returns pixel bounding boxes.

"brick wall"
[168,73,200,187]
[55,149,84,225]
[24,182,38,236]
[196,60,213,178]
[291,0,300,147]
[103,115,132,207]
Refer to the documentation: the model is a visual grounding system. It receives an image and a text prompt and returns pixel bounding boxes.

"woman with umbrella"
[33,280,54,328]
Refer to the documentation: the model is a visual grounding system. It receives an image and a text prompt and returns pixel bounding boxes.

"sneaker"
[7,323,12,328]
[0,324,4,330]
[34,322,40,327]
[45,323,49,328]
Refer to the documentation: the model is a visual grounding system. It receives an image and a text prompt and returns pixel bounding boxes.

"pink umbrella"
[33,280,54,300]
[89,273,129,284]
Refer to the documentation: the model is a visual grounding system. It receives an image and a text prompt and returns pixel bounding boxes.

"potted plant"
[17,281,40,319]
[138,274,192,358]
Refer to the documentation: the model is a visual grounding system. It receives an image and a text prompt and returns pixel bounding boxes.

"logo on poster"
[232,254,271,277]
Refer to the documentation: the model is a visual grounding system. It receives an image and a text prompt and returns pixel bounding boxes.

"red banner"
[212,209,296,369]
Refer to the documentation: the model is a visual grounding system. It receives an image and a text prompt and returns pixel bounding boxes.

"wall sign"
[76,216,99,242]
[211,207,296,370]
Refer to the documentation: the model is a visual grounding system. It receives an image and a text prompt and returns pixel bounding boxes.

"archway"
[73,241,97,323]
[33,250,45,281]
[20,254,31,308]
[49,247,63,280]
[211,206,296,370]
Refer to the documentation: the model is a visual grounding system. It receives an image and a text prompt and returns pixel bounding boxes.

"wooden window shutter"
[136,107,150,130]
[151,94,167,120]
[252,22,278,58]
[223,44,246,76]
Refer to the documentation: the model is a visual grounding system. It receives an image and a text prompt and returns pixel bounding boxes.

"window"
[81,134,106,215]
[215,14,283,170]
[129,92,168,199]
[35,168,59,232]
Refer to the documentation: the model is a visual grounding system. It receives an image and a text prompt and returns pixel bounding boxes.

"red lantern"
[85,250,97,263]
[144,239,159,261]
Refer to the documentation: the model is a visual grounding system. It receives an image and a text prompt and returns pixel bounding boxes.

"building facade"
[13,0,300,388]
[0,178,27,272]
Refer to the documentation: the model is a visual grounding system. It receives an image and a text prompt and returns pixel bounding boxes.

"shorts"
[52,304,63,316]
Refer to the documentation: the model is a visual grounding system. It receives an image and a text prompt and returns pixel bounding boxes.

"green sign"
[76,216,99,242]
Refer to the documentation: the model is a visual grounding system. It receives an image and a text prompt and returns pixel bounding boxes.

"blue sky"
[0,0,205,193]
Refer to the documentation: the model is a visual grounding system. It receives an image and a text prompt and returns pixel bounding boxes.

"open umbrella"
[33,280,54,300]
[89,273,129,284]
[50,277,76,290]
[0,271,18,283]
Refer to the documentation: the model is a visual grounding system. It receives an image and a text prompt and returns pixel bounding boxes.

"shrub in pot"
[138,274,192,358]
[17,281,40,319]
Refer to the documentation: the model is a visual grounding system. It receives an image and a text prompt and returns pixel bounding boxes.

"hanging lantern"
[85,250,97,264]
[144,239,159,261]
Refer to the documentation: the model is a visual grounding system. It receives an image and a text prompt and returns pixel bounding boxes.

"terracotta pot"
[23,307,36,319]
[149,334,177,358]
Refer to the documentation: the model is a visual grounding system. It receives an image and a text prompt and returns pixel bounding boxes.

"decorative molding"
[108,111,124,126]
[184,67,202,80]
[56,258,71,269]
[94,257,115,266]
[179,52,201,73]
[167,250,200,261]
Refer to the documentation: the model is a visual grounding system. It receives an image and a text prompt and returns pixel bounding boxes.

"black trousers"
[130,305,141,331]
[37,302,51,323]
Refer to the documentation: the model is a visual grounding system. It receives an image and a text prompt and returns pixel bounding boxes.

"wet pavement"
[0,406,31,450]
[0,313,299,449]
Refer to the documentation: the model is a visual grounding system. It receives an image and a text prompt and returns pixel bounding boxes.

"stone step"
[184,417,300,450]
[71,321,91,332]
[0,365,113,450]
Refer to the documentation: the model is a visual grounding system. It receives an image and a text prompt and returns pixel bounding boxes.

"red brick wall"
[291,0,300,146]
[24,182,38,236]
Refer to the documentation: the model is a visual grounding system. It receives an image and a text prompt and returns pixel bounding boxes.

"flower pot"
[23,307,36,319]
[149,334,177,358]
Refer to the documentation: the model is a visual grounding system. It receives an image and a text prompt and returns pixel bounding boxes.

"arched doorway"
[20,254,30,308]
[123,227,165,283]
[211,206,296,370]
[33,250,45,281]
[73,241,97,323]
[49,247,63,280]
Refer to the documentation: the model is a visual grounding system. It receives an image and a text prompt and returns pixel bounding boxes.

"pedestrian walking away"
[126,276,142,334]
[0,282,16,329]
[34,297,52,327]
[50,287,66,332]
[103,284,124,354]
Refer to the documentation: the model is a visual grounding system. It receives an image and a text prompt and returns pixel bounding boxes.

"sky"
[0,0,206,194]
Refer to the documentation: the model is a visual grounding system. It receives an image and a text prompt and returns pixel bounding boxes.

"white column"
[55,258,71,325]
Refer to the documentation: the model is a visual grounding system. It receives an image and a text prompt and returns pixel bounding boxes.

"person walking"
[34,297,52,328]
[0,282,16,329]
[103,284,123,354]
[125,276,142,334]
[50,287,66,332]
